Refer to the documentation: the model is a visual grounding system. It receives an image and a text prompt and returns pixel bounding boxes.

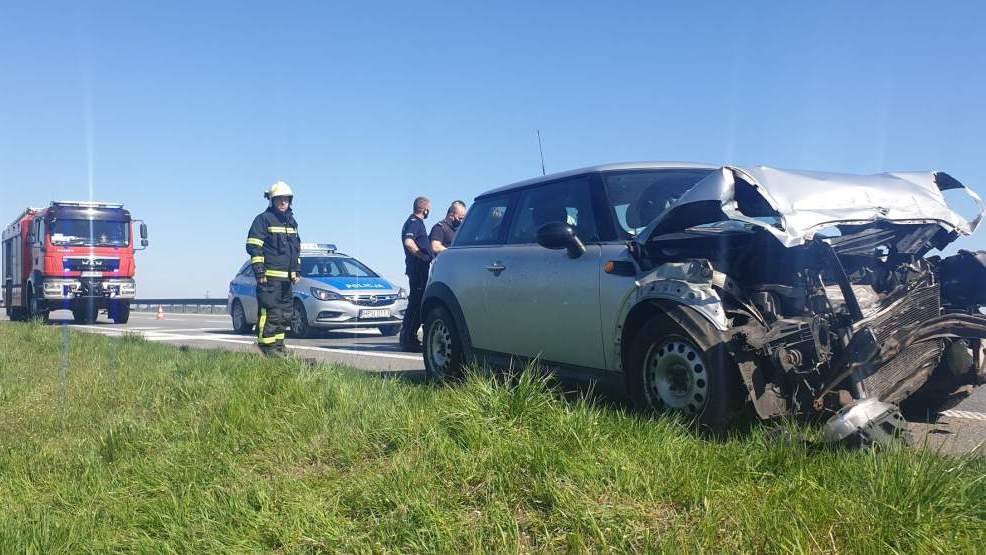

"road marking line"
[939,409,986,421]
[134,327,229,333]
[63,323,422,362]
[286,344,422,361]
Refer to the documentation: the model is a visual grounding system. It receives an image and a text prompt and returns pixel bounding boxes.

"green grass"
[1,321,984,553]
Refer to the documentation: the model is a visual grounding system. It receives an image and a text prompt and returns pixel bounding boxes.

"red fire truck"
[2,201,147,323]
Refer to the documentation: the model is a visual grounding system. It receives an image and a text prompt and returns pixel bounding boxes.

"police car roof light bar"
[300,243,337,253]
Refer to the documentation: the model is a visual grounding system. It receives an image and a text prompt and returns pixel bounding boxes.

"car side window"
[238,262,254,277]
[507,176,598,244]
[454,195,513,246]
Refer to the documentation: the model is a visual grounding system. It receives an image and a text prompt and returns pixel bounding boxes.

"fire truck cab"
[2,201,147,324]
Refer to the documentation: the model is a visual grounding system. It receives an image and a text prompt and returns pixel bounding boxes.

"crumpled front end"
[633,165,986,443]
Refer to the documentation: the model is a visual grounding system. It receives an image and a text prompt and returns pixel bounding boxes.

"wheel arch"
[422,281,473,353]
[620,298,729,373]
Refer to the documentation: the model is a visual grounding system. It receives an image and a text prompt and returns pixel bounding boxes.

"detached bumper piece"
[823,398,910,448]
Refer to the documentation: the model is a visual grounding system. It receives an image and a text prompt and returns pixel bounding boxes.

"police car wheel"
[423,305,464,381]
[291,299,312,338]
[231,299,252,334]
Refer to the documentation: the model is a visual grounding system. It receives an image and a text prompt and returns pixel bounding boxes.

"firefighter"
[246,181,302,357]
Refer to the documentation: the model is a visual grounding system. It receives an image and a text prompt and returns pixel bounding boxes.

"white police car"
[227,243,408,337]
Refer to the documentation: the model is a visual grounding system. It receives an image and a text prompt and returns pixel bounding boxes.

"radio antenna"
[537,129,546,176]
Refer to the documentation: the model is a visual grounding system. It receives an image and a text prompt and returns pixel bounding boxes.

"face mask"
[422,209,430,219]
[450,217,462,230]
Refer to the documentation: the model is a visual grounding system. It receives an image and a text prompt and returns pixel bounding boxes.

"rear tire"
[626,313,742,430]
[423,305,465,381]
[378,324,401,337]
[290,299,312,338]
[110,302,130,324]
[231,299,252,334]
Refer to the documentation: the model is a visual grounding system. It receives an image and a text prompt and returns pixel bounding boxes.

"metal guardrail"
[132,298,228,315]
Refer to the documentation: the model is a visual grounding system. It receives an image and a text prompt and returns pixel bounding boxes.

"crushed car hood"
[640,166,984,247]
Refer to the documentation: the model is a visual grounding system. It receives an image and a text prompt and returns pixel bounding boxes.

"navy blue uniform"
[429,218,458,250]
[400,215,431,348]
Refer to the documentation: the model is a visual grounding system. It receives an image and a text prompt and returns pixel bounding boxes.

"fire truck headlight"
[43,279,81,299]
[110,280,136,298]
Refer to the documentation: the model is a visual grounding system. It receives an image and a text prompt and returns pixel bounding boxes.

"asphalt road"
[2,309,984,455]
[2,309,425,376]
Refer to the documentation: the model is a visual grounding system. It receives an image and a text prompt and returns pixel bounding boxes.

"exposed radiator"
[855,279,943,401]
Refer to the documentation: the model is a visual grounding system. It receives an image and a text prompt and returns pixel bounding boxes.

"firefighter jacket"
[245,207,301,280]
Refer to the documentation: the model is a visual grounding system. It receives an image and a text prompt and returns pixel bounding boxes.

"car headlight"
[398,287,408,299]
[311,287,344,301]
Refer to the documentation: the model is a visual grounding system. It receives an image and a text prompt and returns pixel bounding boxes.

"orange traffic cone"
[156,306,165,320]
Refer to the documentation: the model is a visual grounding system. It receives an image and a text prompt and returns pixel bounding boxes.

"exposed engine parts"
[642,220,986,442]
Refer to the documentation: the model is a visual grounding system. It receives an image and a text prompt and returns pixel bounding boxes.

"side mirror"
[139,222,148,240]
[536,222,586,259]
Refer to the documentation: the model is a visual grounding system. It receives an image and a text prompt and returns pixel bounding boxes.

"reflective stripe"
[258,308,267,342]
[246,237,265,246]
[267,226,297,234]
[274,333,285,340]
[265,269,290,278]
[258,335,278,345]
[250,256,265,264]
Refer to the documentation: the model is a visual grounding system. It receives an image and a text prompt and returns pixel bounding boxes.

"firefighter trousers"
[257,279,293,353]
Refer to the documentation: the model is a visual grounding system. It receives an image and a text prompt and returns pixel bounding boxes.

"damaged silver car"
[422,163,986,443]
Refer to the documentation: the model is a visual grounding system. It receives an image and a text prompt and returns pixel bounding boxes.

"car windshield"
[50,219,130,247]
[300,256,378,278]
[603,169,714,238]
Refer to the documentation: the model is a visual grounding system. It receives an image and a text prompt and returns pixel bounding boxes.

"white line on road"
[940,409,986,421]
[64,324,422,361]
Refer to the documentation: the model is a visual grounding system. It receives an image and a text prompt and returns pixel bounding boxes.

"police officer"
[430,200,467,256]
[245,181,302,357]
[399,196,432,351]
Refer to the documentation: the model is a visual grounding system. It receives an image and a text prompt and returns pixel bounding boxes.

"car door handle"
[486,262,506,275]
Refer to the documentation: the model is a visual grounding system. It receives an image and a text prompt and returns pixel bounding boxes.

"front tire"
[290,299,312,338]
[231,299,252,334]
[26,286,49,323]
[626,313,742,430]
[110,301,130,324]
[72,304,98,324]
[423,305,465,381]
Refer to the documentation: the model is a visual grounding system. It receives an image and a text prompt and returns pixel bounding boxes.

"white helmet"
[264,180,294,200]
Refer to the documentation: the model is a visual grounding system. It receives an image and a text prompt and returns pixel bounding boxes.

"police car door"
[483,176,606,370]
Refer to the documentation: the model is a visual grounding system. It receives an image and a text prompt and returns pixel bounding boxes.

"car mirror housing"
[536,222,586,258]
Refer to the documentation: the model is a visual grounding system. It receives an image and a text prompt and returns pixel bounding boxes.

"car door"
[432,194,515,351]
[482,175,607,369]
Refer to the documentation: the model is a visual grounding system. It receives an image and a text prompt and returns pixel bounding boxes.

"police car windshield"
[50,219,130,247]
[300,256,378,278]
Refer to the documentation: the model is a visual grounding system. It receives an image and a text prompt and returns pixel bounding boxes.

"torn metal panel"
[641,166,984,247]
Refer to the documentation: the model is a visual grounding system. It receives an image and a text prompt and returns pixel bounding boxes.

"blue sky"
[2,1,985,297]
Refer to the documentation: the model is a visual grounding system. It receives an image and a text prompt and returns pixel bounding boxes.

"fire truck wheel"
[72,306,98,324]
[110,302,130,324]
[26,287,49,323]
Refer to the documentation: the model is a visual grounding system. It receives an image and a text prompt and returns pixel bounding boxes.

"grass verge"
[1,321,984,552]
